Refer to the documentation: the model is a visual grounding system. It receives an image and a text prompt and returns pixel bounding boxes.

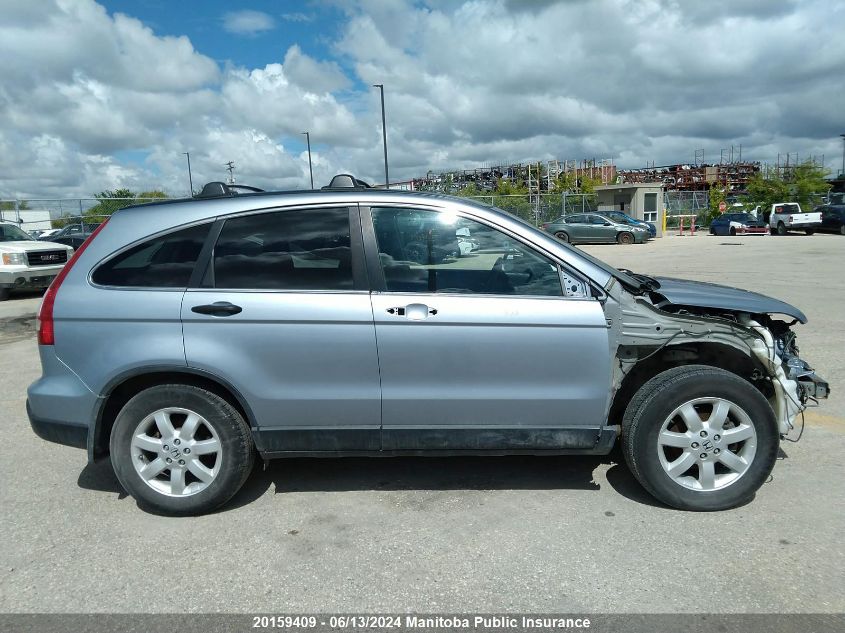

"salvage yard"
[1,233,843,613]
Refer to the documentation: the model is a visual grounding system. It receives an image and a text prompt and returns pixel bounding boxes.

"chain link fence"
[0,198,165,234]
[467,193,597,226]
[663,191,710,229]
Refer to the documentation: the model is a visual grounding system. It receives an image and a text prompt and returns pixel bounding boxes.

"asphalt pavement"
[1,232,842,614]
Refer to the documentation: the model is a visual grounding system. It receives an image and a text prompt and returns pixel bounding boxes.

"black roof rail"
[196,182,265,199]
[321,174,373,190]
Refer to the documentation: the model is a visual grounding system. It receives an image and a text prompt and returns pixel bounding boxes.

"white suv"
[0,221,74,300]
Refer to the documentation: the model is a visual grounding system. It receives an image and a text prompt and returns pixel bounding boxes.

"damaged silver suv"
[27,176,829,515]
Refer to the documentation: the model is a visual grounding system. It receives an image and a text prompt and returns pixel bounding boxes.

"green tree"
[791,161,831,208]
[747,160,830,211]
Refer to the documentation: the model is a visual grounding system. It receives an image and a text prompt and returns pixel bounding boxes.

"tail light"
[38,219,109,345]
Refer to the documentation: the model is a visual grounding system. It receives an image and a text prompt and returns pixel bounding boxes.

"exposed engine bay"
[603,276,830,438]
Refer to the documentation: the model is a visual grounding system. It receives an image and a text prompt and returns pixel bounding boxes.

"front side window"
[372,207,562,297]
[213,208,353,290]
[92,223,210,287]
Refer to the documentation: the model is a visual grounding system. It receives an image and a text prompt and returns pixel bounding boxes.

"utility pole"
[372,84,389,188]
[302,131,314,188]
[840,134,845,177]
[183,152,193,196]
[225,161,235,185]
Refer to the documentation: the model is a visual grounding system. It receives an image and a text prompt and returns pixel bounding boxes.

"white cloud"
[222,9,276,36]
[1,0,843,199]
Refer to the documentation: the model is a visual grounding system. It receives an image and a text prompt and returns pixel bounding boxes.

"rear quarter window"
[92,223,211,288]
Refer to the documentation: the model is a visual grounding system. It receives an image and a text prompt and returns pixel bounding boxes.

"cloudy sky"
[1,0,843,198]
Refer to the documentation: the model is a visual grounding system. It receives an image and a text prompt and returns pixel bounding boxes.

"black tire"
[840,225,845,236]
[729,227,736,236]
[776,222,787,236]
[617,231,634,244]
[709,227,715,235]
[621,365,778,511]
[804,228,815,236]
[554,231,570,243]
[110,384,254,516]
[0,288,9,301]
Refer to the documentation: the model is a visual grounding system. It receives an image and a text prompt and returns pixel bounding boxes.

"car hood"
[652,277,807,323]
[0,240,70,252]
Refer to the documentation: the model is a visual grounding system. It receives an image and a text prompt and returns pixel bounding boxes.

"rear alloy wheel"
[622,365,778,511]
[617,232,634,244]
[110,384,254,515]
[554,231,570,243]
[776,222,787,236]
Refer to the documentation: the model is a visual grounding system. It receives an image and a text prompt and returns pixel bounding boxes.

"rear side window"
[213,208,353,290]
[92,223,210,287]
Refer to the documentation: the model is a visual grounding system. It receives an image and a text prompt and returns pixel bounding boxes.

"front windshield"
[0,223,35,242]
[484,204,644,290]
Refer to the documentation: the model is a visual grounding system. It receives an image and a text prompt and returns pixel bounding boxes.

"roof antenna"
[225,161,235,185]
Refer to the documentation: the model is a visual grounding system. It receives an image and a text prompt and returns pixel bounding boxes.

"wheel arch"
[90,366,256,462]
[608,341,771,429]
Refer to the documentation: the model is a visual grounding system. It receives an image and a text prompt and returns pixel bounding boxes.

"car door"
[363,205,611,451]
[564,214,588,242]
[181,205,382,452]
[588,214,617,242]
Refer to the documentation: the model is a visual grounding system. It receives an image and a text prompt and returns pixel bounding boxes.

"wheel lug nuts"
[179,459,185,465]
[183,448,191,454]
[714,448,721,454]
[174,439,181,445]
[163,445,169,451]
[691,442,699,449]
[699,431,707,438]
[166,458,172,464]
[714,434,721,441]
[700,453,707,459]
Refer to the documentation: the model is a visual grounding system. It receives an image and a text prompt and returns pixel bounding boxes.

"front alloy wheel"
[622,365,778,511]
[657,398,756,491]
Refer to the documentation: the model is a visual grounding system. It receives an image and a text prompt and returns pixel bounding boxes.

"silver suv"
[27,177,829,515]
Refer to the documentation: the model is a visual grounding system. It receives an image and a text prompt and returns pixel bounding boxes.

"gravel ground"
[0,232,842,614]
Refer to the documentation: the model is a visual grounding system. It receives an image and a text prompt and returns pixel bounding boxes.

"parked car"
[815,204,845,235]
[766,203,822,235]
[39,222,101,241]
[709,212,769,236]
[27,177,829,515]
[604,210,656,238]
[541,213,648,244]
[0,221,74,301]
[45,232,95,250]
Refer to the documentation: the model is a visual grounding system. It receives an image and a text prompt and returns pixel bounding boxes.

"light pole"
[302,131,314,188]
[840,133,845,177]
[372,83,389,188]
[183,152,194,196]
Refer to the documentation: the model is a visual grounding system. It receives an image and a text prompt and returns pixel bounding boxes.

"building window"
[644,193,658,223]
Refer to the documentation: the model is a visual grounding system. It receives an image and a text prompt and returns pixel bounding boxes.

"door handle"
[387,303,437,320]
[191,301,243,317]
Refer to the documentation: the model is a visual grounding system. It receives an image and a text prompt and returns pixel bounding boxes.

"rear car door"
[363,205,611,451]
[181,205,382,453]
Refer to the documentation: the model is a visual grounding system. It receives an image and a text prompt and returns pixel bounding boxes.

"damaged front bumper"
[742,317,830,436]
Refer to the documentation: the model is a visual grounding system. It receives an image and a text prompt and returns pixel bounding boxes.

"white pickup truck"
[0,221,74,301]
[767,202,822,236]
